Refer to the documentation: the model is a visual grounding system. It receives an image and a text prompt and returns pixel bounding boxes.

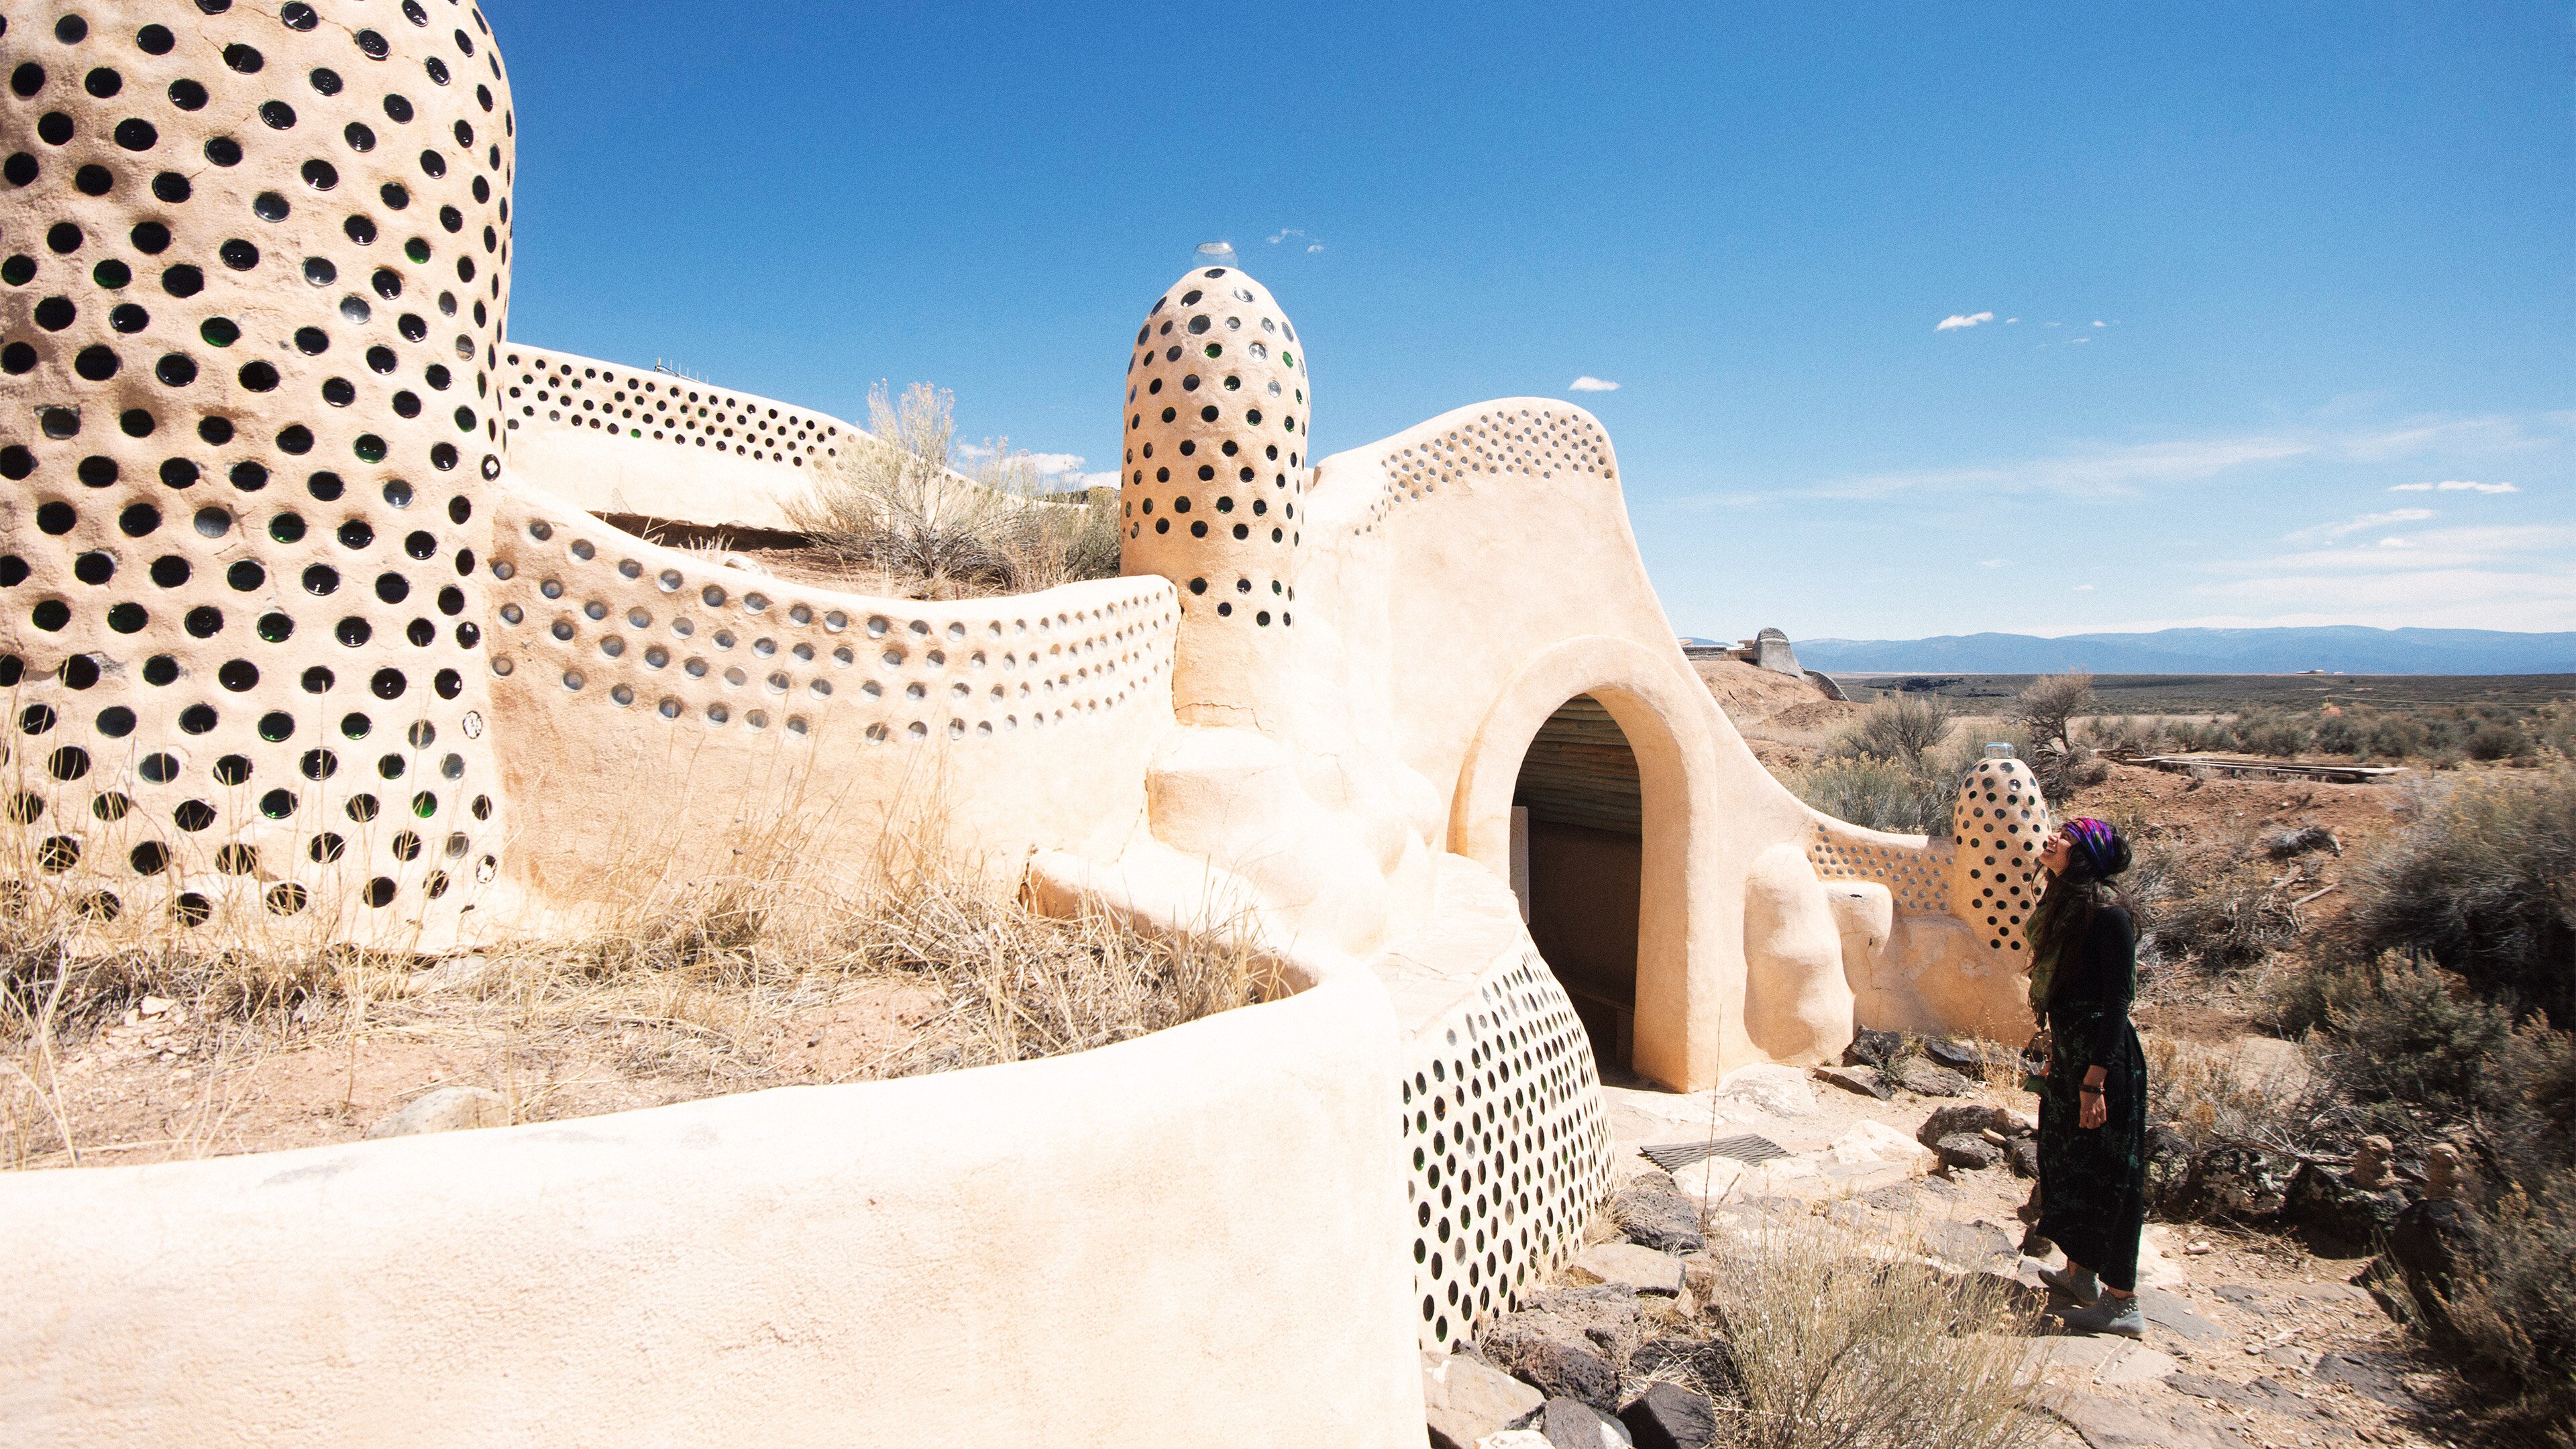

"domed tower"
[1947,751,2052,964]
[0,1,515,945]
[1118,265,1309,727]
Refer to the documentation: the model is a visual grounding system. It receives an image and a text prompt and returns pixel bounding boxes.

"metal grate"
[1639,1134,1789,1173]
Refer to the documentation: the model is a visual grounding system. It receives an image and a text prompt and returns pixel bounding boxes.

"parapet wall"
[1,966,1426,1448]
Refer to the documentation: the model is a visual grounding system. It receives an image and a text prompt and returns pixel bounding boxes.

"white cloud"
[2389,480,2520,494]
[1936,311,1994,331]
[2069,336,2090,344]
[2186,523,2576,629]
[2285,507,2436,543]
[1979,558,2007,568]
[2006,317,2021,324]
[2092,320,2106,327]
[2072,584,2094,591]
[1680,410,2569,508]
[1267,228,1323,254]
[1568,376,1620,392]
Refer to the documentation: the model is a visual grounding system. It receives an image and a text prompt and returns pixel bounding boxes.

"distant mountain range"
[1793,627,2576,676]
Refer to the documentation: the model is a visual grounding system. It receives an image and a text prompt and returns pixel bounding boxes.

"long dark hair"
[2036,822,2135,1002]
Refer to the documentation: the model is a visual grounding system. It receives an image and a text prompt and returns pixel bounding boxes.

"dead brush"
[2141,1032,2318,1159]
[1693,1211,2055,1449]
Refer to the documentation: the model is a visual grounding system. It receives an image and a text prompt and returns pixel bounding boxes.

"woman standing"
[2029,817,2149,1338]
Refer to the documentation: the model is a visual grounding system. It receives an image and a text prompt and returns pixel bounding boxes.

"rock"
[1567,1243,1685,1297]
[2426,1142,2477,1203]
[138,995,174,1018]
[2088,1343,2179,1389]
[2142,1126,2194,1214]
[2045,1388,2237,1449]
[1886,1057,1973,1097]
[1714,1063,1819,1118]
[1921,1037,1991,1073]
[1843,1028,1902,1067]
[1481,1319,1623,1415]
[2262,824,2341,859]
[366,1085,510,1139]
[1619,1381,1719,1449]
[1920,1220,2018,1269]
[1541,1395,1633,1448]
[1612,1171,1707,1255]
[2349,1134,2395,1190]
[1934,1133,2002,1171]
[1478,1433,1553,1449]
[2313,1350,2416,1409]
[2169,1371,2337,1427]
[2135,1287,2226,1344]
[1812,1065,1892,1101]
[2006,1138,2039,1179]
[1916,1102,2029,1150]
[2182,1143,2294,1220]
[1631,1336,1741,1403]
[1823,1119,1937,1175]
[2283,1162,2409,1247]
[2377,1197,2483,1347]
[1423,1350,1544,1449]
[1521,1284,1648,1364]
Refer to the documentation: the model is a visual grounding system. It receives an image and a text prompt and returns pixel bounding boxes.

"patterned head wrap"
[2062,817,2127,879]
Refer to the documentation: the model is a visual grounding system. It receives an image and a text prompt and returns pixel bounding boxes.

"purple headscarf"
[2063,816,2124,879]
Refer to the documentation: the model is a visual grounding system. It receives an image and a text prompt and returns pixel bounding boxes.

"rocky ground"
[1426,1048,2467,1449]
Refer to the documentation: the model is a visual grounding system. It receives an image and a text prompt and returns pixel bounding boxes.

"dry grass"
[1695,1211,2056,1449]
[784,380,1119,598]
[1,819,1265,1169]
[2141,1032,2317,1158]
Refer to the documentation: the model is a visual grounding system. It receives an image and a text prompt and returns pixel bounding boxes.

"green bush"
[2467,722,2535,762]
[2310,953,2517,1112]
[2344,770,2576,1026]
[1832,694,1953,766]
[1788,756,1957,838]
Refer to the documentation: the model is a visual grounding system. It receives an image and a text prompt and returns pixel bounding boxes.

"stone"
[1920,1220,2018,1269]
[2182,1143,2294,1220]
[1823,1119,1937,1175]
[365,1086,511,1140]
[1812,1065,1892,1101]
[2282,1161,2409,1247]
[2312,1351,2415,1409]
[1540,1395,1633,1448]
[1915,1102,2030,1150]
[1921,1036,1998,1073]
[1886,1056,1971,1096]
[1843,1028,1902,1067]
[2006,1137,2040,1178]
[1713,1063,1820,1118]
[2426,1142,2477,1202]
[1522,1284,1649,1365]
[1612,1171,1707,1254]
[1619,1381,1719,1449]
[2135,1287,2226,1344]
[1567,1243,1685,1297]
[1933,1133,2002,1171]
[2141,1125,2195,1214]
[138,996,175,1018]
[1481,1319,1623,1415]
[2262,823,2341,859]
[2088,1342,2179,1388]
[2349,1134,2395,1189]
[2377,1197,2483,1346]
[1478,1433,1554,1449]
[2043,1389,2237,1449]
[2168,1371,2338,1427]
[1631,1336,1741,1403]
[1424,1350,1545,1449]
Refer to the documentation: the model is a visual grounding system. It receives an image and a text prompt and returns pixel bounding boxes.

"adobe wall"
[2,965,1425,1449]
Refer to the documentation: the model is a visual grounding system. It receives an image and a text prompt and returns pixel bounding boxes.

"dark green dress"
[2035,902,2149,1292]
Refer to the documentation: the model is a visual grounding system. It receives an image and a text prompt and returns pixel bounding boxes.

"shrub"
[787,381,1118,595]
[1695,1212,2054,1449]
[1786,756,1955,837]
[2343,769,2576,1026]
[2467,722,2535,763]
[2237,712,2314,759]
[1831,694,1952,766]
[2420,1172,2576,1446]
[2127,834,2299,973]
[2012,672,2092,751]
[2309,954,2517,1114]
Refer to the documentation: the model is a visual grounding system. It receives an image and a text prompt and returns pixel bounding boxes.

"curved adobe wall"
[1,966,1426,1448]
[1,0,515,948]
[486,488,1175,901]
[498,344,855,531]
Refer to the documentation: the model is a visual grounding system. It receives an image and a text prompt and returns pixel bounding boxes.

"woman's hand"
[2080,1067,2108,1130]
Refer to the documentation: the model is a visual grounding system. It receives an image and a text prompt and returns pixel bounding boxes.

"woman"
[2028,816,2149,1338]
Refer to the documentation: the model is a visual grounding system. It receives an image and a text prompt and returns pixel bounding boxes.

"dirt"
[11,975,943,1170]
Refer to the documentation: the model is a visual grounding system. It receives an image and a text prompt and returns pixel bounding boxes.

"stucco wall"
[1,971,1424,1448]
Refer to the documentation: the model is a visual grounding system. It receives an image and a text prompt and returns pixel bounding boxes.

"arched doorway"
[1511,694,1643,1075]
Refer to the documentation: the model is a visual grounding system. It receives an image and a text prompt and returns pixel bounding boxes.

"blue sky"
[491,1,2573,641]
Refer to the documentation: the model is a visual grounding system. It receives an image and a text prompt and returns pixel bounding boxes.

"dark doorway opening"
[1512,693,1642,1073]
